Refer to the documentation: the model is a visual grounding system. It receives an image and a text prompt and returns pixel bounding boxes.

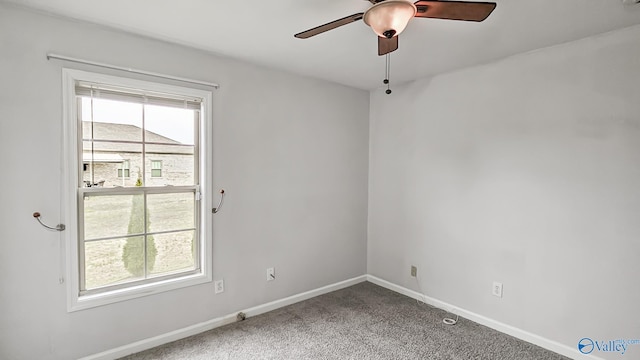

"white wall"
[0,4,369,359]
[368,25,640,358]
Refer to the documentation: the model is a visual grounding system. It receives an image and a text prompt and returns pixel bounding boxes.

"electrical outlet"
[267,267,275,281]
[410,265,417,277]
[214,279,224,294]
[492,281,503,298]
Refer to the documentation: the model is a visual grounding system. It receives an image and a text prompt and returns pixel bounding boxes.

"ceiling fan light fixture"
[363,0,417,38]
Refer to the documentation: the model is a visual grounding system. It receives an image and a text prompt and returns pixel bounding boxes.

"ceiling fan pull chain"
[384,53,392,94]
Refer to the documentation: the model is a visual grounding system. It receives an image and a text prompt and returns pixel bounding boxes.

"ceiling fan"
[295,0,497,56]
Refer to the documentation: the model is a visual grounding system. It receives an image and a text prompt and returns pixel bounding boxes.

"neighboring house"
[82,121,194,187]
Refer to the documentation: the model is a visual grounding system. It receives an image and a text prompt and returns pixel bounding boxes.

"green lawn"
[83,193,196,290]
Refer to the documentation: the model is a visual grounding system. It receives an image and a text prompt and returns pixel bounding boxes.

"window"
[151,160,162,177]
[118,160,130,178]
[63,69,213,311]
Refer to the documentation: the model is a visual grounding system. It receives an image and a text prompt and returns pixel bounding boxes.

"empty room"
[1,0,639,359]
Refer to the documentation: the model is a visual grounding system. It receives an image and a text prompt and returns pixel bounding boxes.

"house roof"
[82,122,193,156]
[83,121,181,144]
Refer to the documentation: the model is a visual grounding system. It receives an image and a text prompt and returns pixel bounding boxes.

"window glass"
[68,73,210,305]
[80,98,142,142]
[146,192,195,233]
[84,236,145,290]
[145,104,195,145]
[83,194,143,240]
[145,145,195,185]
[148,231,196,276]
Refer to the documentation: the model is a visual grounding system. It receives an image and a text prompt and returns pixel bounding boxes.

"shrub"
[122,176,157,277]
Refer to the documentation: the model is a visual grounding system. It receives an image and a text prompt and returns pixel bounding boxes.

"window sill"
[69,271,211,312]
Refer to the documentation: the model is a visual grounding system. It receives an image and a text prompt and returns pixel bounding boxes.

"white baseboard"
[366,275,604,360]
[81,275,368,360]
[82,274,603,360]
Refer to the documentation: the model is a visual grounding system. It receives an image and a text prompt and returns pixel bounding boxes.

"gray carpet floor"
[120,282,570,359]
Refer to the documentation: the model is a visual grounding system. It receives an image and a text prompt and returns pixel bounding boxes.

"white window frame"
[62,68,213,312]
[150,160,162,178]
[118,160,131,178]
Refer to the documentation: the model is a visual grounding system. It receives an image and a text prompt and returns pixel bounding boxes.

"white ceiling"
[5,0,640,90]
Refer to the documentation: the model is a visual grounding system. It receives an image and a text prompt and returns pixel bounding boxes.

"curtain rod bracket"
[33,212,66,231]
[212,189,225,214]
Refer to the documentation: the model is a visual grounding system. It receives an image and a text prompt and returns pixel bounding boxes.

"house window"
[151,160,162,178]
[63,69,213,311]
[118,160,130,178]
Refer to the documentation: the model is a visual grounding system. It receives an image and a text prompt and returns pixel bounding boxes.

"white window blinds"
[75,82,202,110]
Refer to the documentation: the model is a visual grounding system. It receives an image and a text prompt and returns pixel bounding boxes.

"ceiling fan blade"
[413,1,496,22]
[295,13,365,39]
[378,36,398,56]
